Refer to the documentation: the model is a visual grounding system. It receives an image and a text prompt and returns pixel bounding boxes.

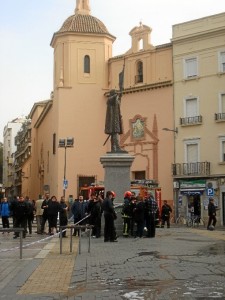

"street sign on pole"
[63,179,68,189]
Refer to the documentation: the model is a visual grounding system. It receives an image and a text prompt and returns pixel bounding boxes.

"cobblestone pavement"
[0,226,225,299]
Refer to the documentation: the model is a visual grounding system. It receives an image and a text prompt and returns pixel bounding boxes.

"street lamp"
[162,127,178,219]
[162,127,178,134]
[58,137,74,198]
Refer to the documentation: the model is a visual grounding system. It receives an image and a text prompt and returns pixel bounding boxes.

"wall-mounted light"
[162,127,178,134]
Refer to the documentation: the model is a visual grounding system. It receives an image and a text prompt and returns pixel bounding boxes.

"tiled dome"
[58,14,111,35]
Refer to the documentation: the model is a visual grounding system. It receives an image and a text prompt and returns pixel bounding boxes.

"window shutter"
[186,58,197,77]
[186,98,197,117]
[187,144,198,163]
[221,94,225,113]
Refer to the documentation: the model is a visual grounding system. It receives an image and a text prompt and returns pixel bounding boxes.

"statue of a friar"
[104,89,124,152]
[104,61,127,153]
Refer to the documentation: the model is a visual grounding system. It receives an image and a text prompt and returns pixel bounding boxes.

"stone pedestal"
[100,153,135,203]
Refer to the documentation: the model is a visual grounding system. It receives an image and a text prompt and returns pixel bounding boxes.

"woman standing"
[0,197,10,233]
[47,196,62,235]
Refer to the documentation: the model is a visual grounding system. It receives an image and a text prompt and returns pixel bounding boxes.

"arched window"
[84,55,90,73]
[135,60,143,83]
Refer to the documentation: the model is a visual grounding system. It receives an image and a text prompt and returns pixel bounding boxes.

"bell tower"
[49,1,116,197]
[75,0,91,15]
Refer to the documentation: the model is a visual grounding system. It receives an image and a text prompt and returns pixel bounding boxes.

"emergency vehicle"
[79,179,162,209]
[79,183,104,200]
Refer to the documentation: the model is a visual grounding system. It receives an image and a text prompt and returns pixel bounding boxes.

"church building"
[18,0,174,203]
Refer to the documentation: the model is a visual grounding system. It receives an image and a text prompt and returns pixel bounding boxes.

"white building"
[3,117,26,196]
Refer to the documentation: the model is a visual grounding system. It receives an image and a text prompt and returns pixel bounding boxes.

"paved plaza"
[0,226,225,300]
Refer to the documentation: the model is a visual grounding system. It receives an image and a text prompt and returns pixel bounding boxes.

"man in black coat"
[144,194,159,238]
[102,191,117,242]
[161,200,172,228]
[13,196,29,239]
[207,198,217,230]
[40,193,51,234]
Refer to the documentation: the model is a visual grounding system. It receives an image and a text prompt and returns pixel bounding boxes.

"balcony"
[215,113,225,121]
[172,161,210,177]
[180,115,202,126]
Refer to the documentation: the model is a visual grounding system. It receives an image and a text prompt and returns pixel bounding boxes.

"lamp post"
[58,137,74,198]
[162,127,178,219]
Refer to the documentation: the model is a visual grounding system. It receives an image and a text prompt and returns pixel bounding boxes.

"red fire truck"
[79,184,104,200]
[80,180,161,209]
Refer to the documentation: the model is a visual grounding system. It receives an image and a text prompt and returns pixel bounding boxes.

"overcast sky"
[0,0,225,142]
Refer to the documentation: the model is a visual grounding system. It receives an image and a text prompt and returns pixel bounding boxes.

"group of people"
[71,193,103,238]
[0,195,36,238]
[0,190,170,241]
[0,194,68,238]
[120,191,171,239]
[0,191,219,240]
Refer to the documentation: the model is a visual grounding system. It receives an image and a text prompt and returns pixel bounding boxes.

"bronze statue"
[104,61,126,153]
[104,89,124,152]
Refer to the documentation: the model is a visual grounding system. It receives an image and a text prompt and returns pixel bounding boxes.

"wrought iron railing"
[215,113,225,121]
[172,161,210,176]
[180,115,202,125]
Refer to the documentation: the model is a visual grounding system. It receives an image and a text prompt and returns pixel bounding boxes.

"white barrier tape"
[0,221,92,254]
[0,232,59,253]
[68,213,91,224]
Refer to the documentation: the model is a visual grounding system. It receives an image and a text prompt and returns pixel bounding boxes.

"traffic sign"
[206,188,214,197]
[63,179,68,189]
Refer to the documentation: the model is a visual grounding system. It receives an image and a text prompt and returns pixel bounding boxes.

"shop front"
[176,180,208,222]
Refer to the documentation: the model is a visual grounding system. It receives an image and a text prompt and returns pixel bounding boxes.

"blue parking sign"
[206,188,214,196]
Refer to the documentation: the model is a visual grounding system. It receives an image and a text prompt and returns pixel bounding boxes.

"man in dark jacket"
[40,193,51,234]
[88,194,102,238]
[102,191,117,242]
[13,196,29,238]
[25,196,35,234]
[161,200,172,228]
[207,198,217,230]
[144,194,158,238]
[71,195,88,236]
[133,196,145,238]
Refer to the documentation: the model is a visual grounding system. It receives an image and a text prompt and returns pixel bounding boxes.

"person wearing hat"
[207,198,217,230]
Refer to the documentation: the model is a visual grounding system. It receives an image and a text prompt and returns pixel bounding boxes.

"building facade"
[172,13,225,225]
[14,0,174,205]
[3,117,26,196]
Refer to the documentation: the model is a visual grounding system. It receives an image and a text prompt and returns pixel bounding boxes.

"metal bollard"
[60,228,63,254]
[19,230,23,259]
[70,227,73,253]
[88,228,91,253]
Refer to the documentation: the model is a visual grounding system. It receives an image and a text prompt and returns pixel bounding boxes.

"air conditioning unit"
[207,181,218,189]
[173,181,179,189]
